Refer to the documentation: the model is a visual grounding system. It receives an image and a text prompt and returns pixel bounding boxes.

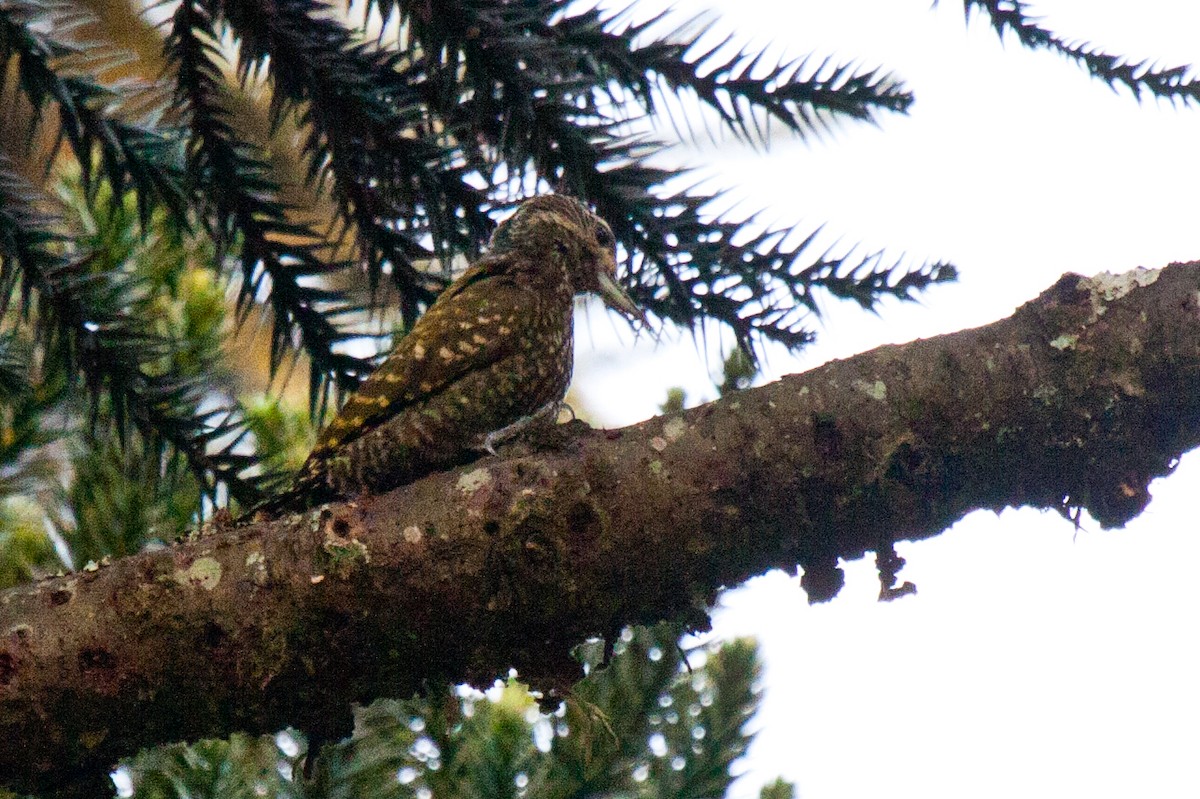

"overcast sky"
[571,2,1200,797]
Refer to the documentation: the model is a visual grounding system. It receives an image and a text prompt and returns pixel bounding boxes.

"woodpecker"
[259,194,641,512]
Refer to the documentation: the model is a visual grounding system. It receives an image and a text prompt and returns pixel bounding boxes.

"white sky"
[570,2,1200,797]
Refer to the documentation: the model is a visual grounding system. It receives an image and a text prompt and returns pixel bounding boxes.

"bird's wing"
[307,256,539,458]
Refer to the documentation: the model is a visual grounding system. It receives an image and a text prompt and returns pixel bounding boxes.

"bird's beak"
[597,270,645,323]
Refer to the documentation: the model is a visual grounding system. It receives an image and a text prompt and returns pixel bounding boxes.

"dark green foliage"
[0,334,67,587]
[125,734,303,799]
[55,174,263,509]
[575,7,911,142]
[0,164,252,571]
[0,157,262,512]
[0,0,187,221]
[539,626,760,799]
[120,627,766,799]
[958,1,1200,103]
[718,348,756,396]
[0,331,31,400]
[165,0,379,412]
[0,336,63,496]
[241,394,315,478]
[63,435,203,564]
[759,777,796,799]
[0,501,59,588]
[660,387,686,415]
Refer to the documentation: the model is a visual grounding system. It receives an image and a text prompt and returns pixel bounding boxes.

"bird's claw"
[478,401,563,455]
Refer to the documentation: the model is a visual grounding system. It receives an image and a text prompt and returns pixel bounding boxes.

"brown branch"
[5,262,1200,796]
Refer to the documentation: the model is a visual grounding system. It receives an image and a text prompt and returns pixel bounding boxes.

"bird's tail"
[240,469,331,520]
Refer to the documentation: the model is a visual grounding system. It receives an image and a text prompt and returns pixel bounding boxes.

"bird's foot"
[480,401,572,456]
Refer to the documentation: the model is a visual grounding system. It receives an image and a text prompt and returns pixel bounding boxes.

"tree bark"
[4,262,1200,797]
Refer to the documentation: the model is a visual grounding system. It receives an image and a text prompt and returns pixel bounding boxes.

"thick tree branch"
[4,262,1200,796]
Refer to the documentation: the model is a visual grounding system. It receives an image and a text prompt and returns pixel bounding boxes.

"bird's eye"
[595,226,614,247]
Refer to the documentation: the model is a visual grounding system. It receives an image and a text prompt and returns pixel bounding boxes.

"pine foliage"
[957,1,1200,103]
[120,627,780,799]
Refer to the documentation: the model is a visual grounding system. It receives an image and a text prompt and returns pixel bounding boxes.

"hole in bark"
[203,621,227,649]
[0,652,14,685]
[886,442,924,482]
[79,647,115,672]
[48,587,72,606]
[812,413,842,460]
[484,521,500,536]
[333,517,351,537]
[566,501,600,540]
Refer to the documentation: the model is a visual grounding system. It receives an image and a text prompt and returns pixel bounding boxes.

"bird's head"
[490,194,643,321]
